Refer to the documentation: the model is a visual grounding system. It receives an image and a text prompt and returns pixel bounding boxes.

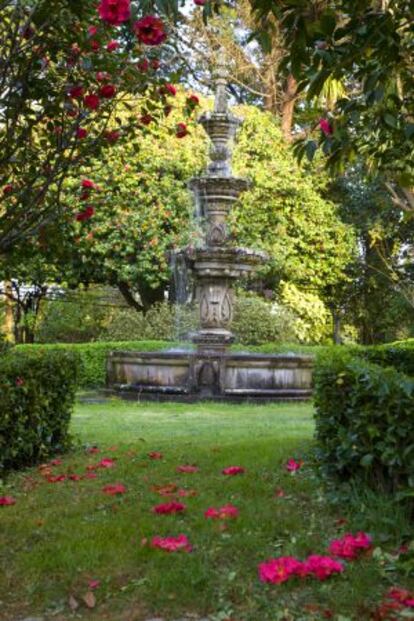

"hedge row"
[15,340,181,389]
[0,349,79,473]
[314,347,414,499]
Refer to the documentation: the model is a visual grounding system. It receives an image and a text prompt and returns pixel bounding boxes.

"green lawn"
[1,399,413,621]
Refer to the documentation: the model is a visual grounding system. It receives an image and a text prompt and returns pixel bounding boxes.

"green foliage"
[314,347,414,501]
[363,340,414,378]
[279,282,331,344]
[35,287,114,344]
[15,340,179,389]
[0,348,79,472]
[232,294,297,345]
[232,106,355,291]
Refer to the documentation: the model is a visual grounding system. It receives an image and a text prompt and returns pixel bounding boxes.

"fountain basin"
[106,350,314,402]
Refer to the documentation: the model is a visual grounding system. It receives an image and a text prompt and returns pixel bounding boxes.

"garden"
[1,0,414,620]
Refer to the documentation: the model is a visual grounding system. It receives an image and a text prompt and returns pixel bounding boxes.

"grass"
[1,399,413,621]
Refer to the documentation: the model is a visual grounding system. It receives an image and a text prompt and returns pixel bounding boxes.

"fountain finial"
[213,50,228,114]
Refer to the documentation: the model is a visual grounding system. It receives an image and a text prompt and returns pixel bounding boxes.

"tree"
[0,0,186,254]
[247,0,414,196]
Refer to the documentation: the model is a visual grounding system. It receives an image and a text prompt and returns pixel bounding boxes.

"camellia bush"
[0,0,196,254]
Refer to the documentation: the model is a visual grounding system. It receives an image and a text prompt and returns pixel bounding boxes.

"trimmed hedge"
[314,347,414,498]
[15,340,181,389]
[362,339,414,377]
[0,348,79,472]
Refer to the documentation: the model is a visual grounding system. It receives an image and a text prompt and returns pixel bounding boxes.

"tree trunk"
[281,74,298,141]
[3,281,14,342]
[332,311,342,345]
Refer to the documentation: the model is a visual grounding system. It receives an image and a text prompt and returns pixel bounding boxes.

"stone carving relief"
[199,286,233,328]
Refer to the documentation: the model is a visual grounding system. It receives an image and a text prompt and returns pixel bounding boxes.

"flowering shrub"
[0,349,79,472]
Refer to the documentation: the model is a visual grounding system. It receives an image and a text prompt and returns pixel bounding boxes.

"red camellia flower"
[3,184,13,195]
[102,483,126,495]
[90,40,100,52]
[84,94,100,110]
[88,579,101,590]
[68,85,84,99]
[88,25,98,36]
[134,15,167,46]
[104,129,120,143]
[140,114,153,125]
[106,40,120,52]
[98,458,115,468]
[259,557,305,584]
[98,0,131,25]
[152,501,186,514]
[175,122,188,139]
[148,451,163,459]
[285,458,303,472]
[205,504,239,519]
[137,58,149,72]
[222,466,245,475]
[194,0,206,5]
[76,127,88,139]
[319,118,333,136]
[151,58,160,70]
[187,93,200,106]
[69,474,83,481]
[47,474,67,483]
[151,534,192,552]
[15,376,24,386]
[302,555,344,581]
[76,206,95,222]
[163,83,177,96]
[0,496,16,506]
[328,532,372,560]
[176,464,199,473]
[96,71,111,82]
[81,179,97,190]
[99,84,116,98]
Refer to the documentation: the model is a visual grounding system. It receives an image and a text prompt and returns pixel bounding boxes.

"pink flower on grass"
[204,504,239,520]
[152,501,186,514]
[47,475,67,483]
[148,451,163,459]
[328,532,372,560]
[98,458,116,468]
[285,458,303,472]
[222,466,245,476]
[69,474,83,481]
[319,118,333,136]
[151,534,192,552]
[102,483,126,495]
[88,579,100,590]
[303,555,344,581]
[0,496,16,506]
[177,488,197,497]
[259,557,305,584]
[176,465,199,473]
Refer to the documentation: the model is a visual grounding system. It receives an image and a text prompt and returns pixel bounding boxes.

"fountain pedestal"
[106,61,314,402]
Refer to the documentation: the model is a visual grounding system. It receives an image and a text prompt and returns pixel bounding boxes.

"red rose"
[134,16,167,46]
[105,129,120,143]
[106,40,119,52]
[98,0,131,25]
[84,94,100,110]
[140,113,153,125]
[99,84,116,98]
[68,85,84,99]
[175,122,188,138]
[76,127,88,139]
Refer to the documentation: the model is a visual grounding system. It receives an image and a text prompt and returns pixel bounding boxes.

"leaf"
[82,591,96,608]
[68,595,79,611]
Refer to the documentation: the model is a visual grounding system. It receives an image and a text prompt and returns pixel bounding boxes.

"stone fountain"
[106,63,313,401]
